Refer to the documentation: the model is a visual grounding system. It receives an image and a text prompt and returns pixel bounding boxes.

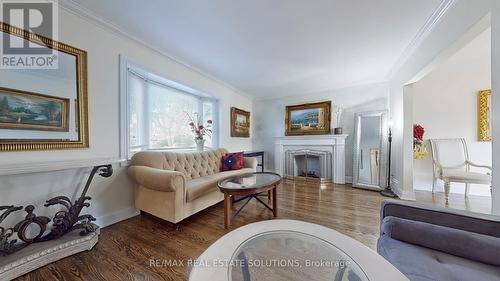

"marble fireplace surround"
[274,135,348,184]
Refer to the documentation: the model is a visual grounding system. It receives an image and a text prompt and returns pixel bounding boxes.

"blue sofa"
[377,199,500,281]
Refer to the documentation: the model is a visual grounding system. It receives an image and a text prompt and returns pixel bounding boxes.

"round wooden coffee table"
[218,172,281,229]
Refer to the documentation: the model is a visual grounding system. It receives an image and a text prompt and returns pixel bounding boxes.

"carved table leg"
[230,195,235,210]
[224,194,231,229]
[272,185,278,218]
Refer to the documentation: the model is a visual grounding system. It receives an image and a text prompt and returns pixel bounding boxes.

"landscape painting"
[0,87,69,131]
[285,101,331,135]
[231,107,250,137]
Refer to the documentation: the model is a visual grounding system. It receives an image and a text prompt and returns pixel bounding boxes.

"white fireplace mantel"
[274,135,348,184]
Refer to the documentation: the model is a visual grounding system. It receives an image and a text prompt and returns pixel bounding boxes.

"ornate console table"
[0,164,113,280]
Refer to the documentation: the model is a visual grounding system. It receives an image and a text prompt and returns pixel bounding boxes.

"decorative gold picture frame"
[231,107,250,138]
[478,89,491,141]
[285,101,331,136]
[0,22,89,151]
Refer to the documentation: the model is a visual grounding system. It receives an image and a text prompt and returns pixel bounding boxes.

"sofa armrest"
[244,157,258,171]
[128,165,185,192]
[380,199,500,238]
[381,216,500,266]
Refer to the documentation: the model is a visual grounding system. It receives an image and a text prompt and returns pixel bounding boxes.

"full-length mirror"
[0,22,88,151]
[352,111,387,190]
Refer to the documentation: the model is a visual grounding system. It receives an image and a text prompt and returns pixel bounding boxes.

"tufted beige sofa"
[128,148,257,223]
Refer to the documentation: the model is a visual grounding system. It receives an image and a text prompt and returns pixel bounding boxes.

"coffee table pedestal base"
[224,186,278,229]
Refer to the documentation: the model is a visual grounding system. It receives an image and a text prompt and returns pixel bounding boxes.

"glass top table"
[189,220,409,281]
[218,172,282,229]
[218,173,281,190]
[229,230,368,281]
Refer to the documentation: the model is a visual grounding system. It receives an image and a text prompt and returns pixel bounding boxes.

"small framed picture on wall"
[231,107,250,137]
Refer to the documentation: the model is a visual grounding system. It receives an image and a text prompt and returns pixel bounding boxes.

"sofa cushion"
[378,235,500,281]
[381,216,500,266]
[131,149,228,180]
[186,168,254,201]
[222,152,244,171]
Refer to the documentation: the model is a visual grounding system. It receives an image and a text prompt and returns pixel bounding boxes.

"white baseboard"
[345,176,353,184]
[400,190,416,201]
[391,178,416,201]
[391,178,403,197]
[95,206,140,228]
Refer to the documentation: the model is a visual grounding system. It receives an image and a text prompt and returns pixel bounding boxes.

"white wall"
[413,28,491,196]
[389,0,492,199]
[0,7,253,227]
[491,1,500,215]
[253,82,389,181]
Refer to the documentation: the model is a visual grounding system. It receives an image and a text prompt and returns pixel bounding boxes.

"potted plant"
[187,113,213,151]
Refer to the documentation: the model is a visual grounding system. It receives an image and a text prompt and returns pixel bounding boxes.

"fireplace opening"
[294,154,321,178]
[284,149,332,182]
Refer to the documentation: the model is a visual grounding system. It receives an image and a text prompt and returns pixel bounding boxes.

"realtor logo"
[0,0,58,69]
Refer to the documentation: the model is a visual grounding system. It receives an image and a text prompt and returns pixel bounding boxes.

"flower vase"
[195,138,205,151]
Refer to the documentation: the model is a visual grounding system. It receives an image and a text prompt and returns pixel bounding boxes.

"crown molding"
[386,0,456,80]
[57,0,254,100]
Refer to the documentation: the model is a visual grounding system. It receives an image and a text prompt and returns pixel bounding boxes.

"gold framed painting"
[285,101,331,136]
[0,87,69,131]
[478,89,491,141]
[231,107,250,137]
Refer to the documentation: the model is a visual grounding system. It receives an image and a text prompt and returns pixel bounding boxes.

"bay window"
[124,66,218,159]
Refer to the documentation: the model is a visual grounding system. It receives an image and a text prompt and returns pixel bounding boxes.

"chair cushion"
[441,170,491,183]
[381,216,500,266]
[378,235,500,281]
[221,152,244,171]
[186,168,254,201]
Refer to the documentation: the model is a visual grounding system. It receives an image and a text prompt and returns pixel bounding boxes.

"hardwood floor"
[17,181,491,281]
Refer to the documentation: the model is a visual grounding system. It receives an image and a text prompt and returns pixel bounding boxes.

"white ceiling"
[71,0,443,99]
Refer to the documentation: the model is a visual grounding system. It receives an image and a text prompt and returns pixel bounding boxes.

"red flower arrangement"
[413,124,427,159]
[413,124,425,141]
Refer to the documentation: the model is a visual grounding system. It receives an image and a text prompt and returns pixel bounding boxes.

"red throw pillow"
[222,152,244,171]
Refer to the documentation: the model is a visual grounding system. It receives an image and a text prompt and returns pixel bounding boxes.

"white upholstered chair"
[429,138,491,203]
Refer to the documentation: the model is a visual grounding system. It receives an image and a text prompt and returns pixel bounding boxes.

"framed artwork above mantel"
[285,101,331,136]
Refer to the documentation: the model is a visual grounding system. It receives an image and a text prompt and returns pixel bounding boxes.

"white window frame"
[119,55,219,164]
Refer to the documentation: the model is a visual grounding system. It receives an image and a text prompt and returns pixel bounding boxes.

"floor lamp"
[381,121,396,198]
